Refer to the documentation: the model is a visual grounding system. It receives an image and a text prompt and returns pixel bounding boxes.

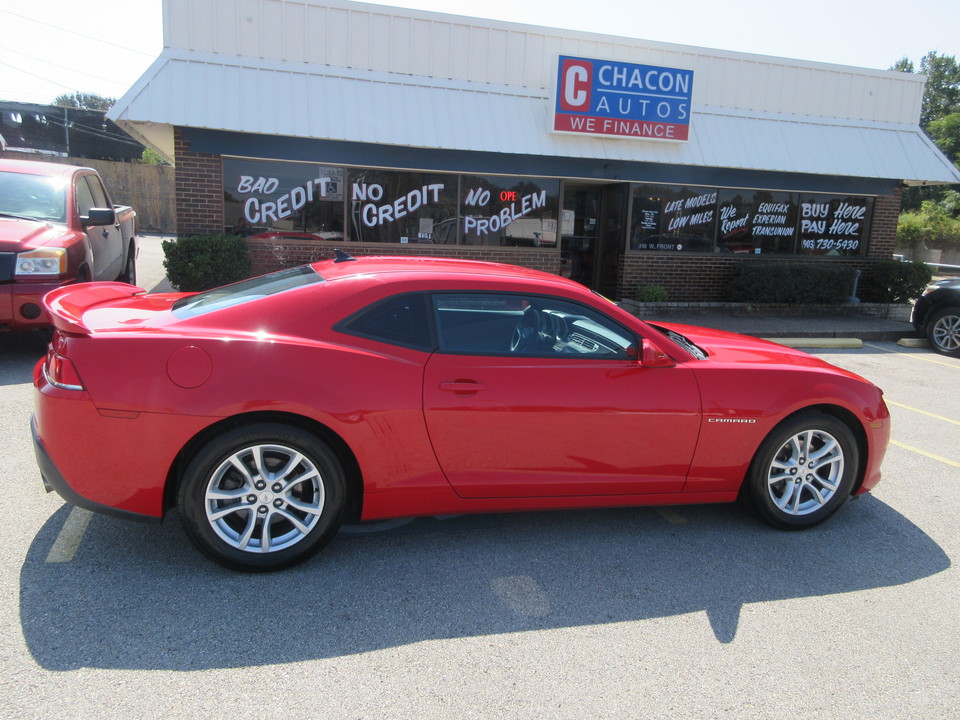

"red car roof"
[311,255,572,286]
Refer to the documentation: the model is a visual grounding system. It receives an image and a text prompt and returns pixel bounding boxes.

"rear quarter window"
[172,265,324,319]
[336,294,433,350]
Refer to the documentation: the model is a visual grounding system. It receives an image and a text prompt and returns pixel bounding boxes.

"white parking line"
[886,399,960,427]
[45,507,92,563]
[890,440,960,469]
[864,342,960,370]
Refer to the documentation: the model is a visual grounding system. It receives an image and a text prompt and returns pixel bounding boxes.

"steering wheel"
[510,306,542,352]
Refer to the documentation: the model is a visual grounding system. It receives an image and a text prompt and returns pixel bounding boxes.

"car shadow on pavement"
[20,497,949,670]
[0,331,48,386]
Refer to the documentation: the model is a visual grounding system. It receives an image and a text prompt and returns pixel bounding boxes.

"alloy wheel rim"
[766,429,844,516]
[204,443,325,553]
[932,314,960,352]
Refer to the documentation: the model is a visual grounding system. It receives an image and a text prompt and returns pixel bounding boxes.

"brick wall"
[246,238,562,276]
[869,186,903,259]
[619,255,878,302]
[174,128,223,235]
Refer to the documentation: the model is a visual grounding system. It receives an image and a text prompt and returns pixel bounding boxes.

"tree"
[53,92,116,111]
[927,112,960,165]
[890,53,960,216]
[891,52,960,125]
[917,52,960,126]
[891,57,914,74]
[897,201,960,251]
[140,148,168,165]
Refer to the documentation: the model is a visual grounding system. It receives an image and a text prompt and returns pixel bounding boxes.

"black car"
[912,277,960,357]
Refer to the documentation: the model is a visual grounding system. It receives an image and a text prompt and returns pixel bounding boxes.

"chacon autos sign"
[554,55,694,141]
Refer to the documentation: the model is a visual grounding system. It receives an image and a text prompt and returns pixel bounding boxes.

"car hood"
[925,277,960,293]
[650,321,870,381]
[0,217,68,252]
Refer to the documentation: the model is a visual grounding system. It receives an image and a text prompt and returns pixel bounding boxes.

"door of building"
[560,183,627,296]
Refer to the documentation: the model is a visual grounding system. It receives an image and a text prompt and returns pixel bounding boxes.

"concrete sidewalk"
[642,310,918,344]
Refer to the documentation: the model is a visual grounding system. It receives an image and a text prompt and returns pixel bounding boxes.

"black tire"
[925,306,960,357]
[119,242,137,285]
[743,411,858,530]
[177,423,347,572]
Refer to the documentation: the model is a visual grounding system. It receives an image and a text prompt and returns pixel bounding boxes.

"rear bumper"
[31,413,159,523]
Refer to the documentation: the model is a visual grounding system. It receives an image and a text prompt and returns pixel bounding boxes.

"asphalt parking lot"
[1,245,957,719]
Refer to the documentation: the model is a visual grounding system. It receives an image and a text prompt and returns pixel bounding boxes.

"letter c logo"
[560,58,592,112]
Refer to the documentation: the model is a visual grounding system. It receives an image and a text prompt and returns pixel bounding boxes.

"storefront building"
[111,0,960,300]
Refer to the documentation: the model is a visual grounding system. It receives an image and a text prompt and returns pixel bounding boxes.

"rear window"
[172,265,324,319]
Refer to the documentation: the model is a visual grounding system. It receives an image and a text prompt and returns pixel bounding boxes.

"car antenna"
[334,249,357,263]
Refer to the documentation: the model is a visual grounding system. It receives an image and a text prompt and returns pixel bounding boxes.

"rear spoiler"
[43,282,146,335]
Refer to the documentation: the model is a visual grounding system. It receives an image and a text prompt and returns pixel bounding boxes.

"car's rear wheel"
[744,411,858,530]
[178,423,346,571]
[926,306,960,357]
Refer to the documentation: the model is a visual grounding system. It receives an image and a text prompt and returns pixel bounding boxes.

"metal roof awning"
[109,50,960,186]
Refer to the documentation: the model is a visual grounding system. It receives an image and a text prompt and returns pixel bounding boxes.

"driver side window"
[75,179,96,217]
[433,293,635,358]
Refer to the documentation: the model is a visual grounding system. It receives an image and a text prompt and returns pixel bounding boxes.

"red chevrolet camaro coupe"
[32,254,890,571]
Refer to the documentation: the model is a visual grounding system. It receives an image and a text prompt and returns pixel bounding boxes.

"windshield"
[0,171,67,223]
[172,265,325,319]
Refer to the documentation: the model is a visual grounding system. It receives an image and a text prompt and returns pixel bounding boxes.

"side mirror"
[640,339,676,368]
[82,207,116,227]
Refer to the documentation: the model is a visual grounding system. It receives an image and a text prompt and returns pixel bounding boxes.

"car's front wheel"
[743,411,858,530]
[926,306,960,357]
[178,423,347,571]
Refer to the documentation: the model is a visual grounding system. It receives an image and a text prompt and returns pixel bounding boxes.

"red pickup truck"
[0,159,137,331]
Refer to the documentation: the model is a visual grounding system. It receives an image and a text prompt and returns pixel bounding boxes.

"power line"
[0,44,128,88]
[0,59,77,94]
[44,115,144,148]
[0,8,156,58]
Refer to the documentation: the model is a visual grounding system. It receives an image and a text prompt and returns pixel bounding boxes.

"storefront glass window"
[459,175,560,247]
[717,189,798,255]
[630,184,871,257]
[221,158,873,259]
[797,194,873,257]
[347,168,458,244]
[629,185,718,253]
[223,158,345,240]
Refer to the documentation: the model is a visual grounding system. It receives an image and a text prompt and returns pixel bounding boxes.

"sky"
[1,0,959,106]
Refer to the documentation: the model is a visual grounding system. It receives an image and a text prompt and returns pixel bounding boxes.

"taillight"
[43,346,85,391]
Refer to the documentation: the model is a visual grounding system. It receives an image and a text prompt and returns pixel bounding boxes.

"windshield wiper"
[0,212,38,221]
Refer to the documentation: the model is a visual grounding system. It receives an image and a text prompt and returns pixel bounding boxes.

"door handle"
[439,380,486,394]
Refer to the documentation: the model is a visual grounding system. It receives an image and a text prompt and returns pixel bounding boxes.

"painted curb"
[897,338,930,348]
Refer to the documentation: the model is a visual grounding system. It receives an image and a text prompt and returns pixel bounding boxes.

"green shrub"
[897,201,960,251]
[860,259,932,303]
[729,263,857,304]
[162,233,252,291]
[634,284,668,302]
